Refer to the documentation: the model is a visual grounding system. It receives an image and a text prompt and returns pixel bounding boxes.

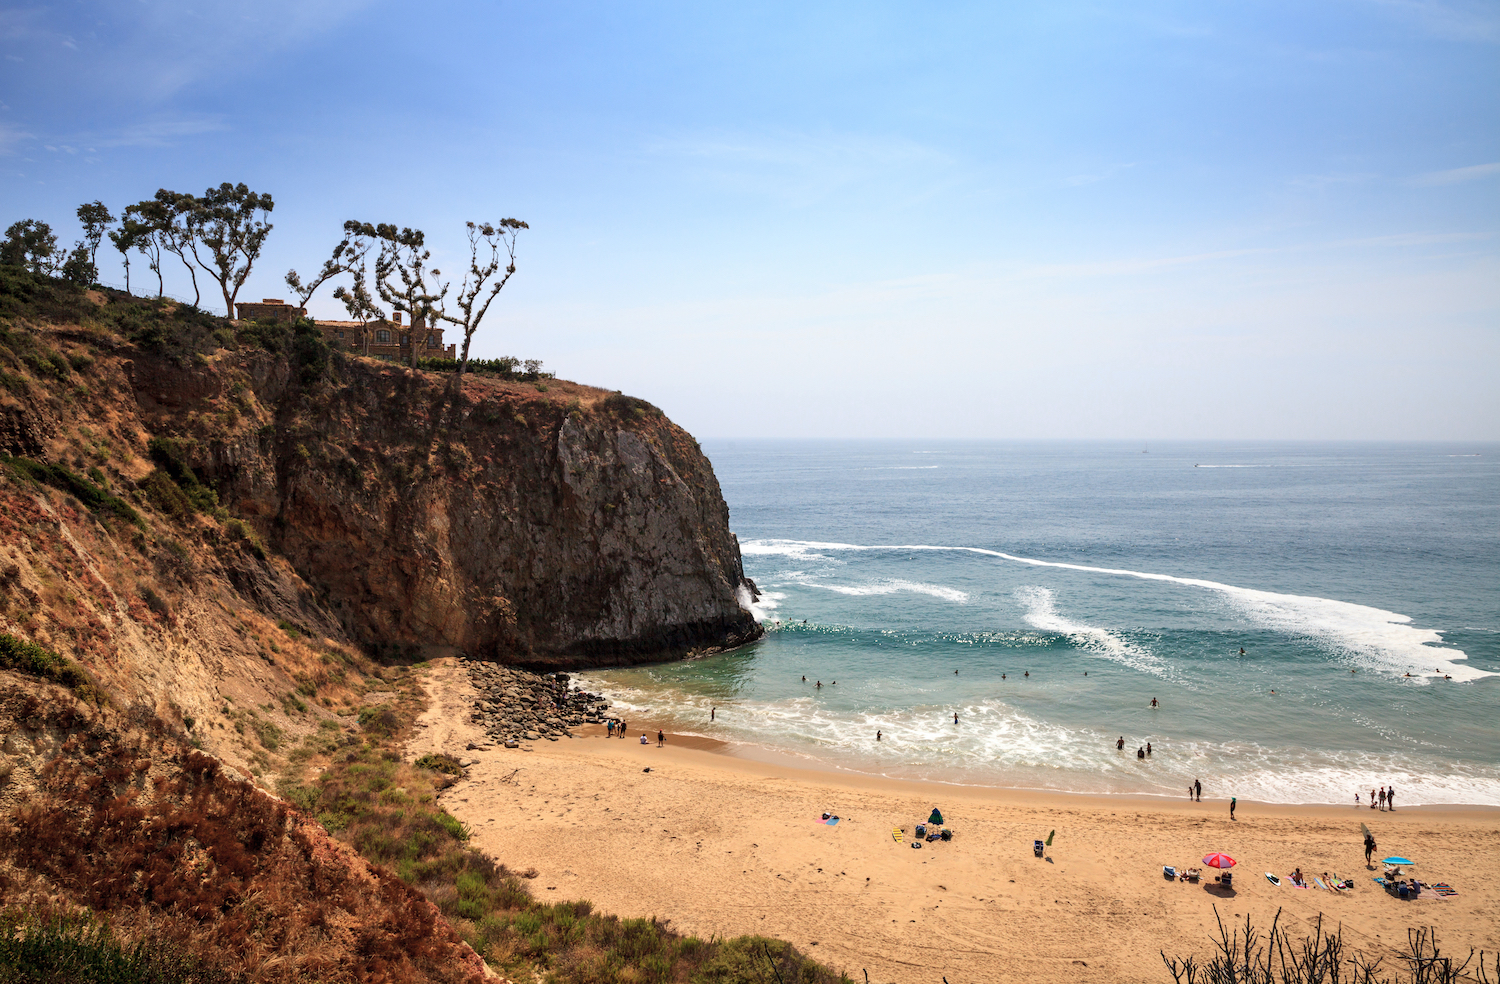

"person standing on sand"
[1195,779,1202,802]
[657,729,664,746]
[1379,787,1386,810]
[1387,784,1395,810]
[1188,786,1194,800]
[621,721,628,738]
[607,719,614,737]
[1370,787,1377,809]
[1230,797,1237,820]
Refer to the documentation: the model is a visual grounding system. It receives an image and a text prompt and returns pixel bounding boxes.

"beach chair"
[1218,871,1233,889]
[1163,866,1177,880]
[1186,868,1201,883]
[1034,840,1045,858]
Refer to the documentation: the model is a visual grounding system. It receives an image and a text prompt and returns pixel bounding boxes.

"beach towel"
[817,817,839,826]
[1432,883,1457,896]
[1313,877,1329,891]
[892,827,903,843]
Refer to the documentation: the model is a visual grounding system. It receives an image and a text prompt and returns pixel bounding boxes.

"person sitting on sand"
[639,734,648,744]
[1291,868,1305,887]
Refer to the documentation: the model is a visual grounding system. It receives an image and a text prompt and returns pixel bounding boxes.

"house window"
[376,329,392,344]
[427,334,439,348]
[336,330,345,339]
[402,334,410,345]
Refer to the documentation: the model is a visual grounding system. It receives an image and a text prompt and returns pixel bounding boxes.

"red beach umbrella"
[1202,853,1237,869]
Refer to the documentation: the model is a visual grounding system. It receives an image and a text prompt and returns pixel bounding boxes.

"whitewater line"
[738,538,1492,682]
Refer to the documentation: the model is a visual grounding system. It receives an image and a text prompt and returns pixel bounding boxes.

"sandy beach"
[412,659,1500,983]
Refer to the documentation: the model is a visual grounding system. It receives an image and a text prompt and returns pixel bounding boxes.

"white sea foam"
[1192,464,1267,468]
[1014,586,1163,674]
[800,579,969,603]
[568,674,1500,805]
[738,539,1492,682]
[738,587,785,622]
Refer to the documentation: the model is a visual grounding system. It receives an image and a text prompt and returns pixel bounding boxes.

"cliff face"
[0,275,759,779]
[152,353,761,667]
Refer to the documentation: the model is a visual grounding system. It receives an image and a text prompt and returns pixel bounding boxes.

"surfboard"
[1265,872,1281,886]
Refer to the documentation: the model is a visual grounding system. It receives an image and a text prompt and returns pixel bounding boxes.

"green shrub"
[0,910,241,983]
[2,456,141,527]
[414,753,465,777]
[414,356,554,380]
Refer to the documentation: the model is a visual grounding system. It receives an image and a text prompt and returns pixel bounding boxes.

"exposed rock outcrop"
[127,351,762,668]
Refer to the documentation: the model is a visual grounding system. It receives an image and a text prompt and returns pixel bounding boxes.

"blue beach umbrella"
[1381,857,1415,866]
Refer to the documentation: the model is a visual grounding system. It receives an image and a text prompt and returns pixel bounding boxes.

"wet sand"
[411,658,1500,983]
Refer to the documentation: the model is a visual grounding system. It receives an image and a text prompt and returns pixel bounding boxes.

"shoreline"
[413,659,1500,983]
[573,717,1500,815]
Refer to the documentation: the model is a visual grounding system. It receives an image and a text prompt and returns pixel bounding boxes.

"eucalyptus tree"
[146,190,203,307]
[442,218,528,379]
[76,201,114,274]
[360,222,448,368]
[107,220,142,294]
[285,220,374,309]
[119,205,165,297]
[332,262,384,355]
[191,182,274,317]
[1,219,60,274]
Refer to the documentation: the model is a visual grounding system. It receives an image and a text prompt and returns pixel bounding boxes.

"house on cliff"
[234,298,457,360]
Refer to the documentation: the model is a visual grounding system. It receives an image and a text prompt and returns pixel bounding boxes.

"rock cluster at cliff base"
[466,660,610,743]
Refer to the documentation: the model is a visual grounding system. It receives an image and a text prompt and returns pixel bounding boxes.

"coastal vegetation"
[1162,908,1497,984]
[278,662,851,983]
[4,186,526,378]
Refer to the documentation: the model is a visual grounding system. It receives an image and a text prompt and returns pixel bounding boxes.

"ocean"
[577,442,1500,806]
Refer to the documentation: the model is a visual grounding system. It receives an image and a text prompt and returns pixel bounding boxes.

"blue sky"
[3,1,1497,439]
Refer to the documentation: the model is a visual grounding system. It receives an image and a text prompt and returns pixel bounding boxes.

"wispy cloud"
[93,115,228,148]
[1413,162,1500,185]
[1,0,378,103]
[0,120,32,155]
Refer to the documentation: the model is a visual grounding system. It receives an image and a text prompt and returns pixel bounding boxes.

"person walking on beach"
[1195,779,1202,802]
[1229,796,1237,820]
[1365,832,1377,866]
[1188,785,1194,800]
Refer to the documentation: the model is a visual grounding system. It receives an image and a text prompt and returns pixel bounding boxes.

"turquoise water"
[578,442,1500,805]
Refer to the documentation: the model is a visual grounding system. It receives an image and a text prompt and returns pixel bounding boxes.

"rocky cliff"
[0,271,759,774]
[130,330,761,668]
